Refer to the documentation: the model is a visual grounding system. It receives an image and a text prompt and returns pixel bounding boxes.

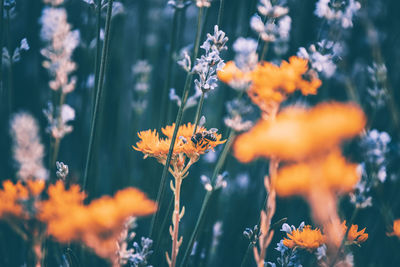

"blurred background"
[1,0,400,266]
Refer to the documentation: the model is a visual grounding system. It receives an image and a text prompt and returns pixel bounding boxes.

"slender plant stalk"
[148,6,204,239]
[167,176,184,267]
[6,8,13,114]
[0,0,4,93]
[254,158,278,267]
[92,0,102,112]
[82,0,114,192]
[240,242,255,267]
[217,0,225,27]
[192,0,225,135]
[192,92,205,133]
[159,7,181,127]
[260,41,269,62]
[179,129,236,267]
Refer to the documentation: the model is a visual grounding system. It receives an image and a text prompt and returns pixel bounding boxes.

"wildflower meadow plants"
[1,0,400,266]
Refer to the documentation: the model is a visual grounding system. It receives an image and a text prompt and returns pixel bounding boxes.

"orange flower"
[217,61,251,88]
[341,221,368,244]
[388,219,400,238]
[283,225,326,250]
[249,56,321,108]
[234,102,366,162]
[218,57,321,114]
[274,150,360,197]
[133,123,225,162]
[39,184,156,261]
[0,179,45,219]
[38,180,85,225]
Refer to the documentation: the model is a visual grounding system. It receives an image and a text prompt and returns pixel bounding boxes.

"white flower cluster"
[250,0,291,43]
[233,37,258,72]
[2,38,30,66]
[40,7,80,93]
[43,103,76,140]
[193,25,228,93]
[196,0,211,8]
[366,63,388,109]
[315,0,361,29]
[297,40,342,78]
[131,60,152,114]
[10,113,48,181]
[224,99,254,132]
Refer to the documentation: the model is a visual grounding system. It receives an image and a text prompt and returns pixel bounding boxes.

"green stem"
[260,41,269,62]
[240,242,254,267]
[217,0,224,27]
[192,92,205,134]
[0,0,4,93]
[159,7,181,128]
[92,0,102,112]
[6,8,13,114]
[148,6,204,239]
[82,0,114,193]
[179,130,236,267]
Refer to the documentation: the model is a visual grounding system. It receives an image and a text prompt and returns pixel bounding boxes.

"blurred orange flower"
[218,57,321,114]
[341,221,368,244]
[217,61,251,88]
[0,179,45,219]
[39,184,156,261]
[274,150,360,197]
[388,219,400,239]
[249,56,321,105]
[283,225,326,250]
[234,102,366,162]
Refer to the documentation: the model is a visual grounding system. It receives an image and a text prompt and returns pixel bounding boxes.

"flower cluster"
[297,40,342,78]
[366,63,388,110]
[341,221,368,245]
[193,25,228,93]
[360,129,391,183]
[40,6,80,93]
[224,99,254,132]
[133,123,225,175]
[0,179,45,220]
[43,103,75,139]
[40,0,80,141]
[38,181,157,261]
[283,225,326,251]
[219,56,322,116]
[131,60,152,114]
[250,0,291,43]
[315,0,361,29]
[234,102,366,248]
[388,219,400,239]
[10,112,48,181]
[2,38,30,67]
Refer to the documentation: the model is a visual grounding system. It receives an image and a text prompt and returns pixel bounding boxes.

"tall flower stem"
[49,91,66,178]
[92,0,102,112]
[148,6,204,239]
[217,0,224,27]
[192,0,225,134]
[179,129,236,267]
[159,6,182,127]
[0,0,4,94]
[6,8,13,114]
[253,158,278,267]
[166,176,184,267]
[192,92,205,133]
[82,0,114,192]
